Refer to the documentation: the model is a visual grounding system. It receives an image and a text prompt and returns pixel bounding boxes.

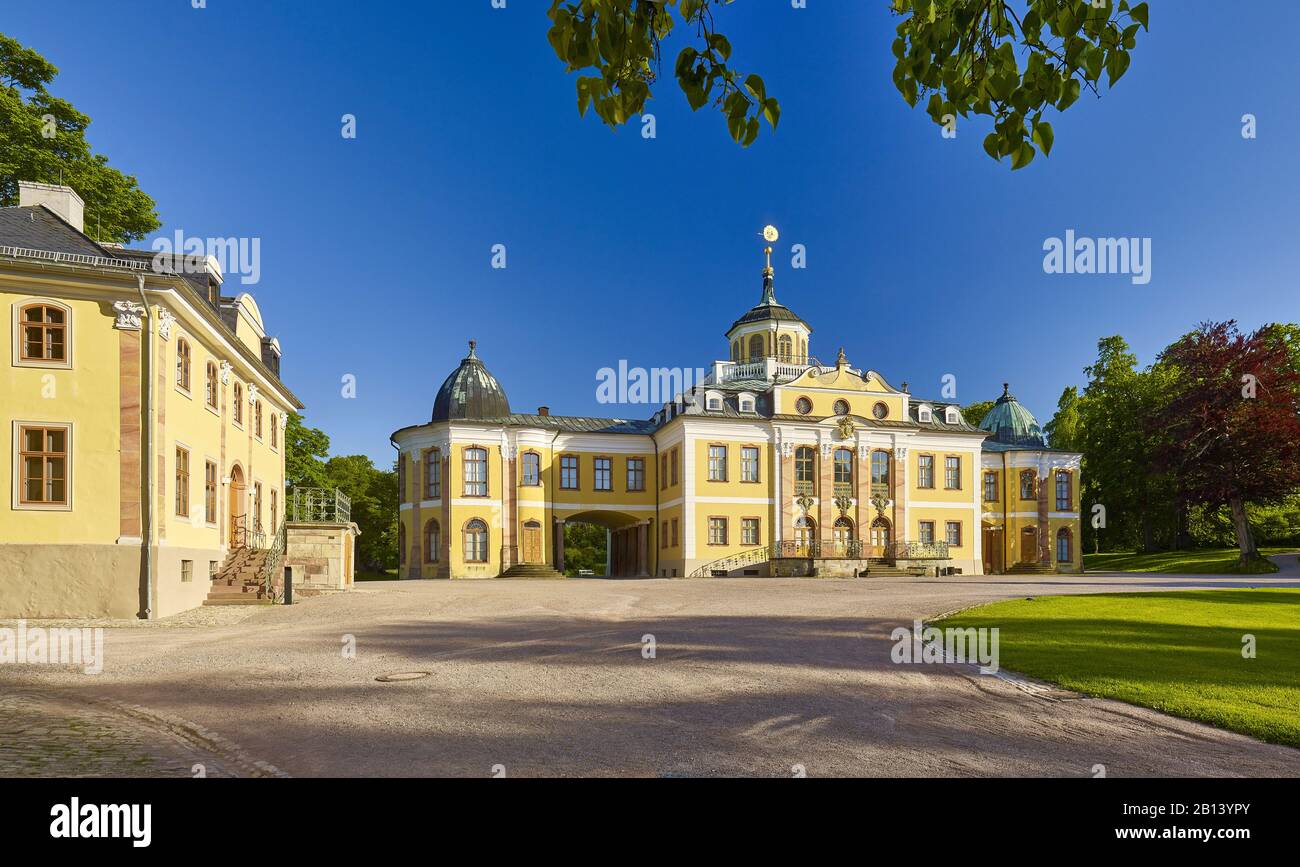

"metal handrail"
[890,540,951,560]
[289,487,351,523]
[259,519,287,601]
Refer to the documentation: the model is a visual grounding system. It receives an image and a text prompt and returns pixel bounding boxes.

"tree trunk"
[1141,514,1157,553]
[1229,497,1257,562]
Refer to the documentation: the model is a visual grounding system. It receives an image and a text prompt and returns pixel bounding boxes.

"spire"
[467,339,478,360]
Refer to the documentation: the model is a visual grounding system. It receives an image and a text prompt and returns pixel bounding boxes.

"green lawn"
[1083,547,1294,574]
[937,590,1300,748]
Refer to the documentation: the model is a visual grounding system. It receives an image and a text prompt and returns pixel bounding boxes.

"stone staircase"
[500,563,568,580]
[205,547,274,605]
[860,559,916,578]
[1007,561,1058,576]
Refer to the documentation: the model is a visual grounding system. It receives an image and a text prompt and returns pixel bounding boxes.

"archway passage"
[228,464,246,547]
[557,510,651,578]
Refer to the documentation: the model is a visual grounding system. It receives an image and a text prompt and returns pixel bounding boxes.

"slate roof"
[0,205,111,256]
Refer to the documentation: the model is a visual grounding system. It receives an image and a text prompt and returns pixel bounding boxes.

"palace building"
[0,182,303,618]
[392,235,1082,580]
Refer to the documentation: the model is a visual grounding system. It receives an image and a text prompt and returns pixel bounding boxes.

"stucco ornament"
[247,383,260,405]
[836,417,855,440]
[834,495,853,516]
[112,300,145,330]
[155,307,177,339]
[279,412,288,430]
[796,495,815,515]
[219,360,232,385]
[870,493,891,516]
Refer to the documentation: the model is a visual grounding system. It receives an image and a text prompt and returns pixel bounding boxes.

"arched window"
[254,400,263,438]
[731,340,739,362]
[795,446,815,483]
[233,382,243,424]
[1056,471,1072,510]
[425,519,441,562]
[748,333,764,360]
[1020,470,1037,500]
[176,338,192,391]
[464,519,488,563]
[18,301,68,364]
[833,448,853,485]
[778,334,793,362]
[871,450,891,490]
[832,517,854,545]
[1056,528,1072,563]
[399,523,407,565]
[464,447,487,496]
[794,516,816,546]
[205,361,218,408]
[270,413,279,448]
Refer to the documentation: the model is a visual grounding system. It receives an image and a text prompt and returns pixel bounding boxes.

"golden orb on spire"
[762,224,779,243]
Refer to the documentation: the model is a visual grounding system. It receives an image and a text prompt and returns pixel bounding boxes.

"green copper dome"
[979,383,1045,447]
[432,340,511,422]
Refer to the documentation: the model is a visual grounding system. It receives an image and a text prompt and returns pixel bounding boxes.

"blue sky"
[7,1,1299,463]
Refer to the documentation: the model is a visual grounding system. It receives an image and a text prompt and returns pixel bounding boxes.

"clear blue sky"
[8,1,1299,463]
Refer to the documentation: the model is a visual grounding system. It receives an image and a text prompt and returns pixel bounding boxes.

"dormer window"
[708,398,722,411]
[945,407,962,425]
[705,390,724,412]
[740,399,755,413]
[918,404,933,423]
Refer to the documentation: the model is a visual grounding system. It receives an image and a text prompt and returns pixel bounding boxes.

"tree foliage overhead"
[543,0,1147,166]
[893,0,1148,169]
[0,32,159,242]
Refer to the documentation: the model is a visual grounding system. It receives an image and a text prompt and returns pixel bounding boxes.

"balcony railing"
[793,480,814,496]
[688,538,952,577]
[890,541,951,560]
[289,487,352,523]
[705,356,829,386]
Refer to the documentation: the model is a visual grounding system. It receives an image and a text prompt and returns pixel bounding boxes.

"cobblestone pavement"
[2,574,1298,777]
[0,691,283,777]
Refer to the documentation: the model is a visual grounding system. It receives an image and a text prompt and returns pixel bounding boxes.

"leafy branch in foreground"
[546,0,779,147]
[892,0,1149,169]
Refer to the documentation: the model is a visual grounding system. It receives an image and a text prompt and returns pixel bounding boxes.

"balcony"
[793,480,815,496]
[289,487,352,524]
[706,356,829,386]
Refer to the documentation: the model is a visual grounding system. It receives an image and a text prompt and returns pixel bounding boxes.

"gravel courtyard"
[3,573,1299,777]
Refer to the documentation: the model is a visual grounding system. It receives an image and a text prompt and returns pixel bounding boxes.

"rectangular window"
[18,424,68,505]
[175,447,190,517]
[205,460,217,524]
[253,482,263,533]
[834,449,853,484]
[671,448,679,486]
[181,560,193,583]
[919,521,935,545]
[1056,471,1072,510]
[1021,471,1037,500]
[946,521,962,547]
[427,449,443,498]
[464,447,487,496]
[671,518,679,547]
[271,488,278,532]
[521,452,539,487]
[741,517,760,546]
[254,401,263,438]
[626,457,645,492]
[660,454,668,490]
[944,456,961,490]
[983,471,998,503]
[560,455,579,490]
[795,448,815,483]
[661,521,669,549]
[708,445,727,482]
[398,453,407,503]
[708,517,728,546]
[209,561,219,580]
[594,457,612,491]
[918,455,935,489]
[741,447,760,483]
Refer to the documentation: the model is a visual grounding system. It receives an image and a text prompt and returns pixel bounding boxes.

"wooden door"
[1021,527,1038,564]
[523,522,542,564]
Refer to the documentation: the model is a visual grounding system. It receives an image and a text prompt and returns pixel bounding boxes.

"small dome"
[431,340,511,422]
[979,383,1045,447]
[727,260,810,334]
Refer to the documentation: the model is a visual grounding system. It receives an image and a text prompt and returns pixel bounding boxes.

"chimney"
[538,406,549,417]
[19,181,85,234]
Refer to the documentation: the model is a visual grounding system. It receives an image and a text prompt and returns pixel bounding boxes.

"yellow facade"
[0,193,301,618]
[393,253,1082,580]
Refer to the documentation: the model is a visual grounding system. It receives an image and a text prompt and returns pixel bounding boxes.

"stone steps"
[500,564,568,580]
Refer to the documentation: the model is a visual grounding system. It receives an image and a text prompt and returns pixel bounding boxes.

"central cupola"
[725,225,812,365]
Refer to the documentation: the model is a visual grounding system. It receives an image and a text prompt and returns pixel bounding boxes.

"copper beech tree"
[1151,322,1300,565]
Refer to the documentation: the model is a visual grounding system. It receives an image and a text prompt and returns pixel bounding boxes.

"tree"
[545,0,1148,168]
[284,412,331,489]
[564,522,609,576]
[961,399,995,427]
[1043,386,1080,450]
[1151,321,1300,564]
[1,33,159,242]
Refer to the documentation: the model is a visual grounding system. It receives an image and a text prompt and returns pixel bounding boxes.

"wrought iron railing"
[793,480,814,496]
[259,519,287,601]
[289,487,352,523]
[688,545,773,577]
[890,540,951,560]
